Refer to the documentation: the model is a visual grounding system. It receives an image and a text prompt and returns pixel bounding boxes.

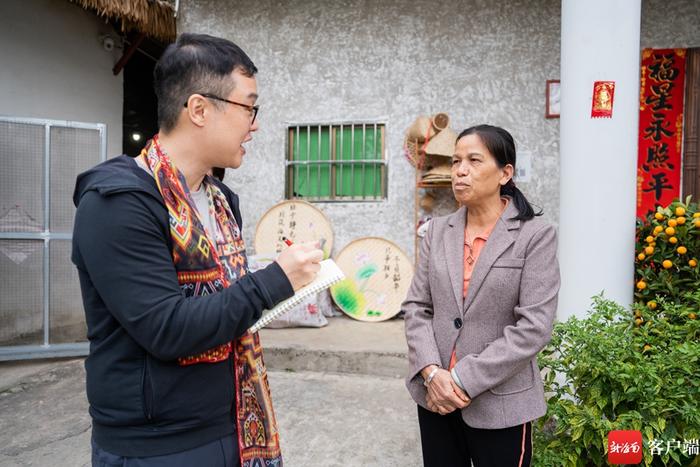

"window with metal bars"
[286,123,387,201]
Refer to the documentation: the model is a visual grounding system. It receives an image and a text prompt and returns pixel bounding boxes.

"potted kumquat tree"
[533,198,700,467]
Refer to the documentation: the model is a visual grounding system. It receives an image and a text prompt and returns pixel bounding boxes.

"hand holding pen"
[276,237,323,291]
[283,236,326,250]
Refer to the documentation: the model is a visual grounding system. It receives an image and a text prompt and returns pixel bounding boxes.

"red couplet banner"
[636,48,686,218]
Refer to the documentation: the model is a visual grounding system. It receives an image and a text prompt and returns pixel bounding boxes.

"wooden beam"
[112,32,146,76]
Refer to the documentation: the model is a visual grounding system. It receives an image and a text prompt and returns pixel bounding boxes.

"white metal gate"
[0,116,106,360]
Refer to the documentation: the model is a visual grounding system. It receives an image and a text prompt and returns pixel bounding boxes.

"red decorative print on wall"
[591,81,616,118]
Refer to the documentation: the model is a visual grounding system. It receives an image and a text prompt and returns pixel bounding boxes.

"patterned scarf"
[141,135,282,467]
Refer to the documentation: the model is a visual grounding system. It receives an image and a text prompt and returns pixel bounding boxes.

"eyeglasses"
[184,93,259,124]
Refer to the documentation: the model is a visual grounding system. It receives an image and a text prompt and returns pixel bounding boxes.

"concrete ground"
[0,317,423,467]
[259,316,409,378]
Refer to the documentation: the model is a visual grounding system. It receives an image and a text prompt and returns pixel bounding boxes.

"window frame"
[285,121,388,202]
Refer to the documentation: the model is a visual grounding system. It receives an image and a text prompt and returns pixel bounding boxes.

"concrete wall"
[178,0,697,261]
[642,0,700,48]
[178,0,561,259]
[0,0,123,157]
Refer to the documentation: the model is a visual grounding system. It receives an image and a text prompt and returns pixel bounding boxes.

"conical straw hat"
[424,126,457,158]
[423,163,452,177]
[405,116,434,142]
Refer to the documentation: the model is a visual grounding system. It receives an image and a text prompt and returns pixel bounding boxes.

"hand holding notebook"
[249,258,345,333]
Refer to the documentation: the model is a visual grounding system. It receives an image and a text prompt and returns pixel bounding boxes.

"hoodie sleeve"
[73,190,294,361]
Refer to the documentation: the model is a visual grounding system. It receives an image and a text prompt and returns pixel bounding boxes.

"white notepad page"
[248,259,345,333]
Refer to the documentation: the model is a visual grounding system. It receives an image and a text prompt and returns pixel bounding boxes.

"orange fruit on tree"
[653,225,663,235]
[635,318,643,326]
[675,206,685,216]
[647,301,657,310]
[677,246,687,255]
[668,219,677,227]
[643,344,652,352]
[655,212,665,220]
[690,259,698,267]
[694,212,700,218]
[689,313,697,320]
[645,246,654,255]
[695,219,700,228]
[637,253,646,261]
[665,226,675,236]
[636,280,647,290]
[645,236,654,243]
[662,260,673,269]
[677,216,686,225]
[669,236,678,244]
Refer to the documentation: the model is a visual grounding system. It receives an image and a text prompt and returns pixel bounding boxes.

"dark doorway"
[122,35,167,156]
[683,48,700,201]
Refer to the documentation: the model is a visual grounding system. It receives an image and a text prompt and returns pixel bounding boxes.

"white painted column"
[558,0,641,320]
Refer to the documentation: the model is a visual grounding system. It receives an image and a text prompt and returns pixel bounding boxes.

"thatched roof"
[70,0,176,42]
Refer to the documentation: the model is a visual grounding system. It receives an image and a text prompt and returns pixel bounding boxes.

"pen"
[282,236,293,246]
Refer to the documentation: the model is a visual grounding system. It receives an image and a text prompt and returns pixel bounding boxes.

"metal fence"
[0,116,106,360]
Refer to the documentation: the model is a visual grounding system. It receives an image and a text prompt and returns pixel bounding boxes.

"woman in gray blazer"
[403,124,560,467]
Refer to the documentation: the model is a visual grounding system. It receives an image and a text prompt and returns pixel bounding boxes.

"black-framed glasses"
[184,93,259,124]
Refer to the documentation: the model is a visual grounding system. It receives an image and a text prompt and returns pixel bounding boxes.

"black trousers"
[417,405,532,467]
[91,435,240,467]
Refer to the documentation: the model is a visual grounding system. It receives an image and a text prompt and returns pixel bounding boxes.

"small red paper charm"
[591,81,615,118]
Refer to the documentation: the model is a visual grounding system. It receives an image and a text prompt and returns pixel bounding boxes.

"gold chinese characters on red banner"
[636,49,686,218]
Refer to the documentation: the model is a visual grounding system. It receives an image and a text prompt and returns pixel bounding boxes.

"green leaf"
[571,426,583,442]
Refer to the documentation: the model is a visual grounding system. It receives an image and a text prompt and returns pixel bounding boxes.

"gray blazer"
[403,201,560,429]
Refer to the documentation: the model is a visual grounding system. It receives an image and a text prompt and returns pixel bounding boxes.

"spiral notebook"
[249,259,345,333]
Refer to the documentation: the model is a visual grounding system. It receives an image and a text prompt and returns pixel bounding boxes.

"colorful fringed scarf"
[141,135,282,467]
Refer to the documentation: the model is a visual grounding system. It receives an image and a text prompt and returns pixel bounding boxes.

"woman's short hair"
[154,33,258,133]
[456,124,541,221]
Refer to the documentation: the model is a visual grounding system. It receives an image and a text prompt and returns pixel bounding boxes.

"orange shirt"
[463,198,509,298]
[463,226,494,299]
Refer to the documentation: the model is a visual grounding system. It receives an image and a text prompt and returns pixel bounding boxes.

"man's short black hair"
[154,33,258,132]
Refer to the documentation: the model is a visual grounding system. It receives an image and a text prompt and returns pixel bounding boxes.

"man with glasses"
[72,33,323,466]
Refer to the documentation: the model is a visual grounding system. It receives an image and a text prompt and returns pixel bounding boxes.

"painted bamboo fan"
[254,200,334,258]
[330,237,413,322]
